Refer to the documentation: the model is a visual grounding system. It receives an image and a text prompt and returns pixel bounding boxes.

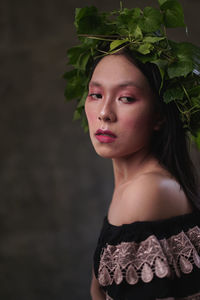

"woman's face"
[85,54,158,159]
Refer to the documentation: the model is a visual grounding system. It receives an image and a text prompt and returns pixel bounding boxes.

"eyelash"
[89,93,102,100]
[88,93,135,103]
[119,96,135,103]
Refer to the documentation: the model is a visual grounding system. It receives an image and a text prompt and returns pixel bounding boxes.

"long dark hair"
[122,49,200,209]
[150,98,200,209]
[90,48,200,209]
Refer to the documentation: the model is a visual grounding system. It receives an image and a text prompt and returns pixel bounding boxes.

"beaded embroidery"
[98,226,200,287]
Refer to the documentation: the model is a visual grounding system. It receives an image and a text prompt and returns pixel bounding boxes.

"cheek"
[121,118,137,131]
[121,108,154,133]
[85,103,97,127]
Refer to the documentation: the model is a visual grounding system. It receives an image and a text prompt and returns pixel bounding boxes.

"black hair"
[90,47,200,209]
[128,52,200,210]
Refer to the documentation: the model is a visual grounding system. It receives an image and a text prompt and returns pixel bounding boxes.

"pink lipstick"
[95,129,117,143]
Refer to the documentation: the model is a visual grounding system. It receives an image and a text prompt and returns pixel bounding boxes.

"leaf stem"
[181,83,192,105]
[120,1,123,11]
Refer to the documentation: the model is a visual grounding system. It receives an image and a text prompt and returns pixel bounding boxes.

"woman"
[85,52,200,299]
[65,2,200,299]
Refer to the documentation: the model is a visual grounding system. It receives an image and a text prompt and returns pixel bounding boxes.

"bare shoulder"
[118,172,194,224]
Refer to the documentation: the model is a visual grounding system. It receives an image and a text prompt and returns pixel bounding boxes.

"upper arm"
[90,268,106,299]
[120,173,193,224]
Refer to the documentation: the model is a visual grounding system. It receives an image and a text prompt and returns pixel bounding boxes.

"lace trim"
[98,226,200,286]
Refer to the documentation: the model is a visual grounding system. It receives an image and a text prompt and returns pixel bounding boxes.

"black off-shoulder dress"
[93,209,200,300]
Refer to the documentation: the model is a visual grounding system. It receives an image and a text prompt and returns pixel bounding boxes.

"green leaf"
[143,36,165,43]
[67,46,91,71]
[73,109,82,120]
[77,90,88,108]
[168,42,198,78]
[132,7,141,18]
[137,43,154,55]
[122,7,141,19]
[118,27,130,36]
[133,52,157,63]
[117,7,141,23]
[163,85,184,103]
[64,71,85,101]
[158,0,168,5]
[110,39,128,51]
[133,26,143,39]
[139,7,162,33]
[189,86,200,97]
[116,8,141,35]
[152,59,168,91]
[191,96,200,107]
[81,37,99,49]
[175,43,200,72]
[78,52,91,71]
[75,6,105,34]
[63,69,75,80]
[67,46,83,66]
[168,61,193,78]
[160,0,185,28]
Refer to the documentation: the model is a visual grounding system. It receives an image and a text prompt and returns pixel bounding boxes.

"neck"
[112,148,156,188]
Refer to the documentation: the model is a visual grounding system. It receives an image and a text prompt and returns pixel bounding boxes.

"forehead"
[90,54,150,91]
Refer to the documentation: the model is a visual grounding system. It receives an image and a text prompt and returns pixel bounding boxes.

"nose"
[98,102,116,122]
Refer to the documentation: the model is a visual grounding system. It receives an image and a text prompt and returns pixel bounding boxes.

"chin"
[94,147,129,159]
[94,148,115,159]
[93,143,147,159]
[91,139,115,158]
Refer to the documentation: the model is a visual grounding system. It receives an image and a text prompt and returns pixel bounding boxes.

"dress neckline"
[105,208,200,229]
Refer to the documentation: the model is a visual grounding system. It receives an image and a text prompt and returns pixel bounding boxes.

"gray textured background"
[0,1,200,299]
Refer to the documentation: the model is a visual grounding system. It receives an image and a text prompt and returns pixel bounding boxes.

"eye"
[119,96,135,103]
[89,93,102,100]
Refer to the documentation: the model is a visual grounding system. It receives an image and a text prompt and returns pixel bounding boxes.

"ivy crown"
[64,0,200,149]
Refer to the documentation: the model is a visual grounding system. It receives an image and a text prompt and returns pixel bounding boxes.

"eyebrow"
[89,80,141,89]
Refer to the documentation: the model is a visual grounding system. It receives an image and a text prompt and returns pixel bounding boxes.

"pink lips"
[95,129,117,143]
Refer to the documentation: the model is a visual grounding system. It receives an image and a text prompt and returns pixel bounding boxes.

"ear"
[153,113,166,131]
